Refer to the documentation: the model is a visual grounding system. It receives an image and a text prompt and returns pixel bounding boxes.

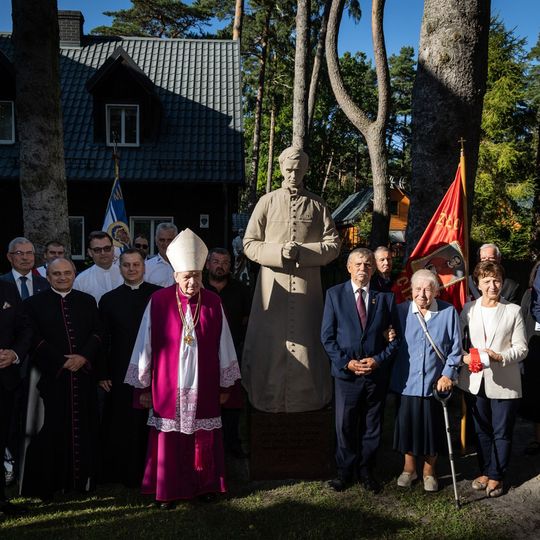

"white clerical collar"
[95,264,113,273]
[51,287,72,298]
[351,280,370,295]
[125,281,144,290]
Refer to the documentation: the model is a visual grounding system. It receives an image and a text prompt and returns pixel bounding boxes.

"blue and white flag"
[102,178,130,252]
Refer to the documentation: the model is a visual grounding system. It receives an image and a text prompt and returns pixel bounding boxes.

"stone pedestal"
[249,407,335,480]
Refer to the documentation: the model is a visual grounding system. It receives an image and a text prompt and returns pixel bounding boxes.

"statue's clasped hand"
[282,241,299,261]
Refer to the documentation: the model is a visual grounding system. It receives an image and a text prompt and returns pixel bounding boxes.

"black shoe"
[0,501,29,516]
[327,478,350,492]
[157,501,176,510]
[198,493,217,503]
[359,475,382,494]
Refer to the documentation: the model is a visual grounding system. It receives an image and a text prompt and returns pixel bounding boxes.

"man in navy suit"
[0,237,49,299]
[321,248,399,493]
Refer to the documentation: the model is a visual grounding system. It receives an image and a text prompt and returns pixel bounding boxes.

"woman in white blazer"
[459,261,528,497]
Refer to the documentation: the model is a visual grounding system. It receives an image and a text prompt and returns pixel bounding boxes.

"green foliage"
[90,0,212,38]
[471,18,537,260]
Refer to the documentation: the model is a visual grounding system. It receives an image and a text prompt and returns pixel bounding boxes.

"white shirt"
[12,269,34,297]
[351,280,370,317]
[411,298,438,322]
[36,265,47,278]
[145,254,174,288]
[73,263,123,303]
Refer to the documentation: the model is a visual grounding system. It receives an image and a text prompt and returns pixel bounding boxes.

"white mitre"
[166,228,208,272]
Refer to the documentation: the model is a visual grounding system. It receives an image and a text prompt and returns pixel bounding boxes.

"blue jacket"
[321,281,399,381]
[390,299,462,397]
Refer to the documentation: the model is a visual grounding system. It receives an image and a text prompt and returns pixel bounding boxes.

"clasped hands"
[282,241,299,261]
[347,357,378,376]
[0,348,17,369]
[462,348,503,365]
[63,354,87,372]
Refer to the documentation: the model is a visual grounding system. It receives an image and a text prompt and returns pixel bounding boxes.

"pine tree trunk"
[245,8,271,211]
[406,0,490,254]
[307,0,332,133]
[326,0,391,248]
[292,0,310,150]
[321,150,334,196]
[232,0,243,41]
[12,0,70,255]
[266,103,276,193]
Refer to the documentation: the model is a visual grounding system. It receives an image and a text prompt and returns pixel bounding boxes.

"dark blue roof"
[332,188,373,226]
[0,34,244,184]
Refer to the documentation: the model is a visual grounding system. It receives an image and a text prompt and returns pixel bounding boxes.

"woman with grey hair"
[390,269,462,492]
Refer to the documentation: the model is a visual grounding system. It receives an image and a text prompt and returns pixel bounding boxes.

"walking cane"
[433,384,461,510]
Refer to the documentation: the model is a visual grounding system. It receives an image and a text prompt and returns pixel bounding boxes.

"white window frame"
[106,104,140,147]
[0,100,15,144]
[69,216,85,260]
[129,216,174,256]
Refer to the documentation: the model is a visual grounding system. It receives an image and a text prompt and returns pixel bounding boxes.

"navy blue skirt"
[393,394,446,457]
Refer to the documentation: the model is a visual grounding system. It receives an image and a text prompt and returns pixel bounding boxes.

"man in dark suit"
[0,237,49,298]
[321,248,399,493]
[0,237,48,490]
[0,280,32,515]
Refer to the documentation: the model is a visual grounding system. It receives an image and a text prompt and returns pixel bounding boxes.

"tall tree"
[12,0,70,254]
[527,33,540,254]
[292,0,310,149]
[91,0,211,38]
[406,0,491,253]
[326,0,391,248]
[232,0,244,41]
[471,19,536,260]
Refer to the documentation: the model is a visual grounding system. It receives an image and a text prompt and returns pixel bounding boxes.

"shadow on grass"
[1,485,414,540]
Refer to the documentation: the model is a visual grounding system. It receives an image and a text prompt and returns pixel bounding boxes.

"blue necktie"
[20,276,30,300]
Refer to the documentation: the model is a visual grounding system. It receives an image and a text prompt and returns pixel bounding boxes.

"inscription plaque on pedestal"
[249,407,335,480]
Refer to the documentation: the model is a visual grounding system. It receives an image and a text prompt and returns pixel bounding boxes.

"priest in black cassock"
[98,248,161,487]
[21,258,103,501]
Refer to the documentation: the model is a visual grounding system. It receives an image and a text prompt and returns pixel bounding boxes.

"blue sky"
[0,0,538,57]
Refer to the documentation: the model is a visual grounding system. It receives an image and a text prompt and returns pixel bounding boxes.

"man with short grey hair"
[322,247,399,493]
[371,246,393,292]
[1,237,49,299]
[144,222,178,287]
[469,243,521,303]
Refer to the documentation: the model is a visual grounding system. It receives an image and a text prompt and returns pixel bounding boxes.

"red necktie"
[356,289,367,330]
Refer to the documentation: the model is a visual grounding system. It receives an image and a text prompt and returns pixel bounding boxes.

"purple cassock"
[126,285,241,502]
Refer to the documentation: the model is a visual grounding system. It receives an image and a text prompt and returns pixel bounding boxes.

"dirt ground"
[459,414,540,539]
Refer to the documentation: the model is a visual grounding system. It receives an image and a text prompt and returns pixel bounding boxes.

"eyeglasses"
[9,250,34,257]
[90,245,113,254]
[134,243,149,249]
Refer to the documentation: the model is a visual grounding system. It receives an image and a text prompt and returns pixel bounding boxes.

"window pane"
[124,107,138,144]
[108,107,122,144]
[0,102,14,142]
[69,216,84,259]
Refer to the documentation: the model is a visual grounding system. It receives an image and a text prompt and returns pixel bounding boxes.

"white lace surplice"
[125,299,240,435]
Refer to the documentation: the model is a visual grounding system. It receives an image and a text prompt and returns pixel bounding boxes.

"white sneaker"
[423,475,438,492]
[397,471,418,487]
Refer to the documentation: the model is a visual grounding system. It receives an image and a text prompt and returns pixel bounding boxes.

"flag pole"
[459,137,469,454]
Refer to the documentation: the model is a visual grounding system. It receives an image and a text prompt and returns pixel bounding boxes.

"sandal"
[524,440,540,456]
[471,476,488,490]
[486,481,503,498]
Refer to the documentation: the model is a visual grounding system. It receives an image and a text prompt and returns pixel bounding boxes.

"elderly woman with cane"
[391,269,462,492]
[459,261,527,498]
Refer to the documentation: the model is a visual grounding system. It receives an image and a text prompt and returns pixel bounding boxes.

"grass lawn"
[0,475,508,540]
[1,396,517,539]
